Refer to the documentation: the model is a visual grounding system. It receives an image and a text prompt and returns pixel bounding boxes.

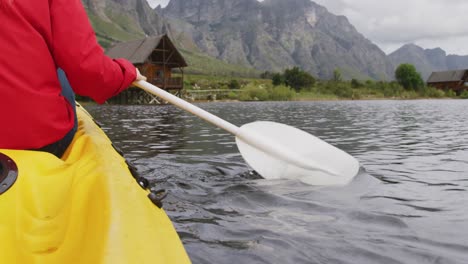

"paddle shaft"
[134,80,240,134]
[133,81,336,175]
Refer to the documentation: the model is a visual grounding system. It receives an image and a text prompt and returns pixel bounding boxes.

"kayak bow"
[0,104,190,264]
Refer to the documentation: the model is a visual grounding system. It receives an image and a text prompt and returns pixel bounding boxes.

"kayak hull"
[0,105,190,264]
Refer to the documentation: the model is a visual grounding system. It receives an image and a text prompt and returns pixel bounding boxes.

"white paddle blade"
[235,121,359,186]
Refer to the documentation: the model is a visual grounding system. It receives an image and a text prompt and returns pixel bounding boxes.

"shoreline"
[78,96,462,106]
[189,96,461,103]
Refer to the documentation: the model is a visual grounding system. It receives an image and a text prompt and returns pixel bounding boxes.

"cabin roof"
[105,34,187,68]
[427,70,467,83]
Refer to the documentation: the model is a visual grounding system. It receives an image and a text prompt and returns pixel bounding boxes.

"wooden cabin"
[106,34,188,104]
[427,70,468,95]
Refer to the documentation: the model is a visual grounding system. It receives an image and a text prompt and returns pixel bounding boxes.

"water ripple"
[87,100,468,264]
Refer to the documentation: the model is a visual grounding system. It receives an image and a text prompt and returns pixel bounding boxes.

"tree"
[333,68,342,82]
[272,73,284,86]
[351,78,363,88]
[395,64,424,90]
[260,71,273,79]
[228,79,240,89]
[283,67,316,92]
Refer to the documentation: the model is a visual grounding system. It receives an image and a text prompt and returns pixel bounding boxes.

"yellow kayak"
[0,105,190,264]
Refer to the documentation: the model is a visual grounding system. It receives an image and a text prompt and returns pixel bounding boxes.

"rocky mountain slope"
[159,0,394,80]
[389,44,468,80]
[81,0,468,81]
[82,0,165,47]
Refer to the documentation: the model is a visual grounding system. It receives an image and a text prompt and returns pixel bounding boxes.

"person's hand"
[135,68,147,81]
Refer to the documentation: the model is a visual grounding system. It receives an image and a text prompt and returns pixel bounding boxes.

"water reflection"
[94,105,190,157]
[87,100,468,264]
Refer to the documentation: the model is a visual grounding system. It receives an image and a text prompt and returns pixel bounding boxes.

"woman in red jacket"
[0,0,145,158]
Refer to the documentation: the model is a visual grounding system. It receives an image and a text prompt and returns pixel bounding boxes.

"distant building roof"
[427,70,467,83]
[106,34,187,68]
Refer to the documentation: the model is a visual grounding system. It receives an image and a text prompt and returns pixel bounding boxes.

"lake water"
[87,100,468,264]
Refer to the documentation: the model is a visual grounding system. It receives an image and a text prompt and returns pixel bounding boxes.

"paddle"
[133,80,360,185]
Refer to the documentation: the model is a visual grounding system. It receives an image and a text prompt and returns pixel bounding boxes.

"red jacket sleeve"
[49,0,136,104]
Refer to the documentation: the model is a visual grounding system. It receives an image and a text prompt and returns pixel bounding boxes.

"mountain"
[82,0,165,47]
[159,0,394,80]
[81,0,259,76]
[81,0,468,81]
[446,55,468,71]
[389,44,468,80]
[388,44,445,81]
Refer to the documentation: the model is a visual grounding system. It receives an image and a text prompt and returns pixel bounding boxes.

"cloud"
[147,0,170,8]
[313,0,468,54]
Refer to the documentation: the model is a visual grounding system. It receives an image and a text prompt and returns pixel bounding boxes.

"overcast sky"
[147,0,468,55]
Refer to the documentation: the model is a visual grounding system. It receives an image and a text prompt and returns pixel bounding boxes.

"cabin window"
[464,82,468,86]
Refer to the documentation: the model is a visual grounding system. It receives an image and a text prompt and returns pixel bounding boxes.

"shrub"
[381,82,404,97]
[228,79,240,90]
[335,83,353,98]
[283,67,316,91]
[239,84,269,101]
[351,78,363,88]
[460,90,468,99]
[419,86,445,98]
[267,85,295,101]
[333,68,342,82]
[260,71,274,79]
[445,89,457,97]
[312,81,353,98]
[272,73,284,86]
[227,91,238,100]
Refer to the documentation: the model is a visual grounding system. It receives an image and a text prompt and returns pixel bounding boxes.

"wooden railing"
[152,77,183,89]
[184,89,240,101]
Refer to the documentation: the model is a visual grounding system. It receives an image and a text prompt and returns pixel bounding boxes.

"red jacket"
[0,0,136,149]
